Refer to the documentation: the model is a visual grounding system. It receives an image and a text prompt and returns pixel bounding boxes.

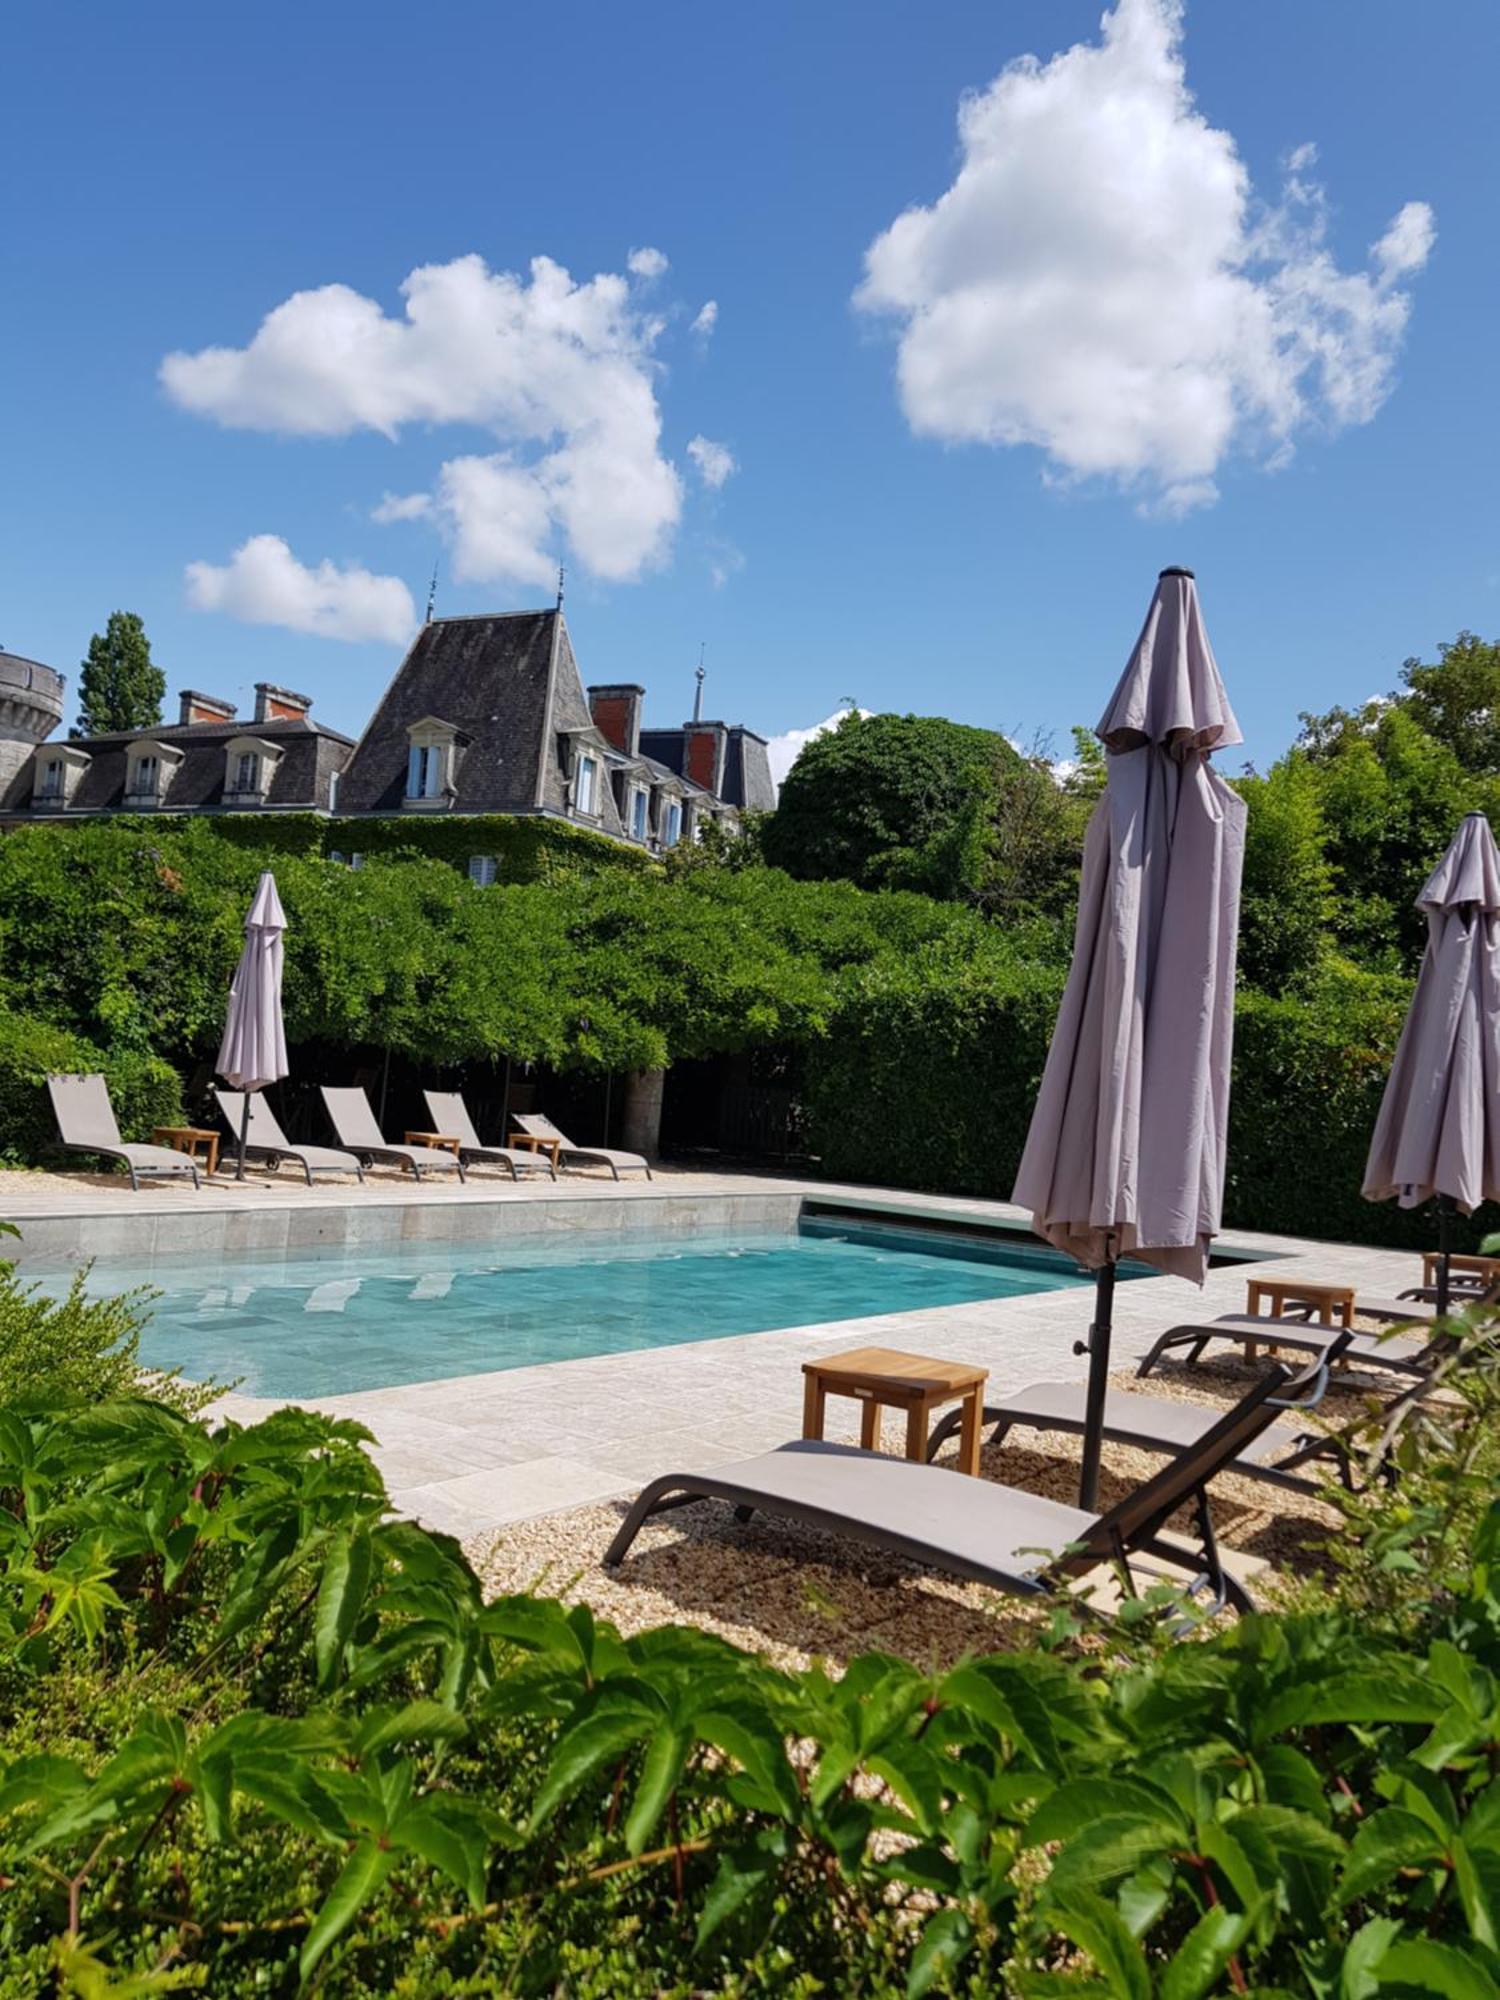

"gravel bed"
[465,1355,1363,1672]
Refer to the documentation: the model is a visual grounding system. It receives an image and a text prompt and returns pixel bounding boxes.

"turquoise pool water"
[66,1221,1117,1400]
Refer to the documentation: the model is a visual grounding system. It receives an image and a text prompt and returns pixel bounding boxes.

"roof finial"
[555,563,566,612]
[424,560,439,624]
[693,643,706,723]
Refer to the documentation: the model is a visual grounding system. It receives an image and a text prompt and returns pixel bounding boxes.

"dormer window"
[403,717,464,810]
[629,786,649,842]
[222,735,283,807]
[574,753,598,816]
[124,740,182,807]
[31,743,90,810]
[662,800,683,849]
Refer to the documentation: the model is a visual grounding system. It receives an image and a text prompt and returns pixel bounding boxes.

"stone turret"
[0,649,65,791]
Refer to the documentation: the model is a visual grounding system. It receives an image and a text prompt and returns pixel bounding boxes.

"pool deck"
[3,1165,1420,1538]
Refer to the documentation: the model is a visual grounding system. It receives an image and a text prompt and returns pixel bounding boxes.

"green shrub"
[5,1370,1500,1995]
[0,1012,182,1168]
[0,1254,213,1414]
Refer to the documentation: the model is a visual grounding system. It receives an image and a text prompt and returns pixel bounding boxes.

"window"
[130,754,160,798]
[630,788,648,841]
[662,800,683,849]
[468,854,498,887]
[38,759,63,800]
[232,751,259,795]
[349,853,366,871]
[407,742,443,799]
[574,753,598,815]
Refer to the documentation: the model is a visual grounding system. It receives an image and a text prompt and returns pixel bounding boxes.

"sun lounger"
[924,1330,1405,1497]
[423,1091,557,1180]
[605,1363,1307,1618]
[214,1090,364,1185]
[47,1072,201,1190]
[320,1087,466,1182]
[1137,1313,1441,1383]
[510,1112,651,1181]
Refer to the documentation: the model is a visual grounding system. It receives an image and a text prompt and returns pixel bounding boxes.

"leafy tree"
[1400,630,1500,772]
[73,609,165,737]
[762,710,1082,916]
[1233,754,1334,992]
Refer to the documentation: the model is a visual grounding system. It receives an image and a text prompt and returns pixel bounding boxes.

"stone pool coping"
[4,1166,1420,1536]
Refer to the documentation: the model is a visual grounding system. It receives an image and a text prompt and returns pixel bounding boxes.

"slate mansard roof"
[337,610,627,828]
[2,714,351,816]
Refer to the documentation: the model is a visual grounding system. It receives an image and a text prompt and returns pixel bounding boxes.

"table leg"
[206,1134,219,1177]
[860,1399,881,1452]
[957,1388,982,1477]
[802,1375,825,1441]
[904,1402,926,1463]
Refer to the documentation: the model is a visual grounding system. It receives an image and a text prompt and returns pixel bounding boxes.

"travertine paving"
[3,1164,1418,1536]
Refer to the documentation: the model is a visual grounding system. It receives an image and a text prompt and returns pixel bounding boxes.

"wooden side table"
[801,1346,989,1477]
[404,1130,461,1157]
[153,1125,220,1176]
[1423,1252,1500,1292]
[1245,1276,1355,1361]
[1246,1277,1355,1327]
[509,1131,563,1170]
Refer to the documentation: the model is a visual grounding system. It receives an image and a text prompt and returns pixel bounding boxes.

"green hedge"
[804,954,1486,1253]
[802,946,1065,1196]
[0,1012,182,1169]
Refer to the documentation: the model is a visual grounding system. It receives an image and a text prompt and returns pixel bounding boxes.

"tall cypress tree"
[74,612,166,738]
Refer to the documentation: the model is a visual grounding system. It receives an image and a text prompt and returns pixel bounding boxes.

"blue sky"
[3,0,1495,775]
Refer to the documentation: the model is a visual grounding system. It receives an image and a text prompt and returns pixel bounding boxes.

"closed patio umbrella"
[217,871,290,1181]
[1362,811,1500,1314]
[1012,569,1247,1507]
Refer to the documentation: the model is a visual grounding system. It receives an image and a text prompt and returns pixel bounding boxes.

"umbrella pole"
[236,1089,251,1182]
[1437,1195,1454,1318]
[1077,1255,1117,1511]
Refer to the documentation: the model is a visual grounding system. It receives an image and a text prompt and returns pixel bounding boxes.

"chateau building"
[0,610,774,852]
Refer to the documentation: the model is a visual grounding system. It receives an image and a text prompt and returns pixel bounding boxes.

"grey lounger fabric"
[605,1364,1300,1618]
[47,1072,200,1190]
[926,1332,1402,1497]
[511,1112,651,1181]
[1137,1313,1437,1382]
[423,1091,556,1179]
[320,1087,465,1181]
[215,1090,364,1185]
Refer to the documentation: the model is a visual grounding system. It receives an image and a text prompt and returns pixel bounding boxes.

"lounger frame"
[605,1363,1299,1619]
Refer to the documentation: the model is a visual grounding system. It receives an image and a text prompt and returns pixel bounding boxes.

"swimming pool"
[66,1219,1130,1400]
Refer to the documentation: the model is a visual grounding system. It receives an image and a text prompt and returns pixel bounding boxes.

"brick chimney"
[178,690,237,726]
[682,719,727,797]
[587,684,644,758]
[254,683,312,723]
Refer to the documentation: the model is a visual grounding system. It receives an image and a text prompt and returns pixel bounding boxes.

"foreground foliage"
[3,1340,1500,1996]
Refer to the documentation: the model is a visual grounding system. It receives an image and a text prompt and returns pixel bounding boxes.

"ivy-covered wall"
[76,810,648,881]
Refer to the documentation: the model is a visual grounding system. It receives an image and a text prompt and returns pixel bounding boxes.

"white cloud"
[706,539,745,589]
[627,246,669,279]
[1374,201,1436,281]
[185,534,417,644]
[162,252,688,586]
[690,300,719,339]
[371,490,432,523]
[765,708,873,789]
[856,0,1434,513]
[686,434,737,488]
